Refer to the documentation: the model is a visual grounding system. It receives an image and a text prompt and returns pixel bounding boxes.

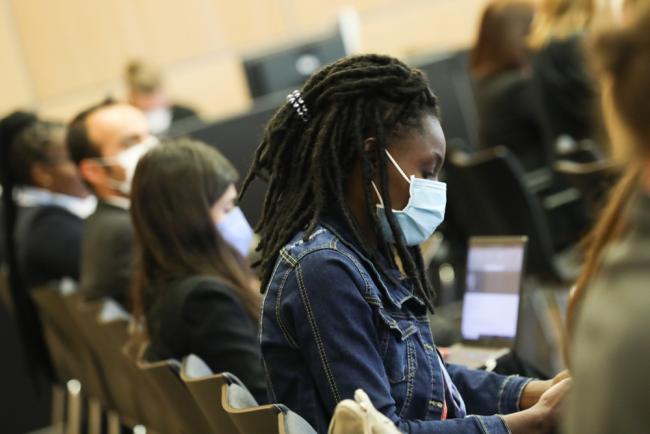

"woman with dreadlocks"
[240,54,569,434]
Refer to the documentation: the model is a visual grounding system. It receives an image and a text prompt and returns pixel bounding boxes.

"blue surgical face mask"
[372,150,447,246]
[216,207,254,257]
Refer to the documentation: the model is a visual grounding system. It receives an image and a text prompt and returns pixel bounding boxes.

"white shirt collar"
[103,195,131,210]
[15,187,98,219]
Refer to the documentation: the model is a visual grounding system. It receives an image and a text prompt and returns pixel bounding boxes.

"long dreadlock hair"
[240,54,440,312]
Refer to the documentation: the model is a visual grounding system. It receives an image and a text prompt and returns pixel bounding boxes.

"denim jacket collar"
[319,214,425,309]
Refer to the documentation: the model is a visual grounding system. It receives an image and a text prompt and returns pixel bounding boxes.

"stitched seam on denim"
[275,267,299,349]
[497,415,513,434]
[515,377,534,412]
[497,375,514,414]
[262,357,278,403]
[399,338,417,418]
[476,415,493,434]
[363,295,382,307]
[280,249,297,266]
[426,339,437,420]
[335,248,372,294]
[296,264,341,403]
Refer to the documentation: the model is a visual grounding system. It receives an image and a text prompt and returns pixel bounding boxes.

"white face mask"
[146,107,172,135]
[102,136,159,195]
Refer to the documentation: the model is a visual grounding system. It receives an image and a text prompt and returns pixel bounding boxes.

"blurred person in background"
[621,0,650,22]
[10,121,95,289]
[130,138,265,402]
[125,59,200,136]
[565,6,650,433]
[529,0,598,153]
[471,0,549,171]
[0,112,37,268]
[67,99,157,307]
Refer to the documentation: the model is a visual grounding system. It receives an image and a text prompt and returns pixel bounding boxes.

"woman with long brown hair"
[566,6,650,432]
[130,137,266,402]
[471,0,549,170]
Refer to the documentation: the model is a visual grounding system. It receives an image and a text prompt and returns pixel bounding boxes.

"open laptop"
[445,236,528,369]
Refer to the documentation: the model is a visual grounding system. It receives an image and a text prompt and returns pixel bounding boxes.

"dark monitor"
[244,33,346,100]
[413,50,479,150]
[182,102,279,225]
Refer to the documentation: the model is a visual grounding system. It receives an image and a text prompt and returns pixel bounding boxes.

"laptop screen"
[460,237,527,342]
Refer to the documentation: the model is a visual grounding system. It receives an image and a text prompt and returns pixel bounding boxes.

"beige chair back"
[180,354,239,434]
[31,284,107,403]
[137,357,214,434]
[182,354,316,434]
[71,298,140,425]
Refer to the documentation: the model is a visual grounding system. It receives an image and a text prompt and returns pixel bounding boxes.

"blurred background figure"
[125,60,200,136]
[67,100,156,307]
[529,0,598,154]
[11,120,94,289]
[130,138,265,402]
[471,0,548,171]
[565,5,650,433]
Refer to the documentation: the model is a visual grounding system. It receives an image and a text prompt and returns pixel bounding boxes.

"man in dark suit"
[67,100,157,307]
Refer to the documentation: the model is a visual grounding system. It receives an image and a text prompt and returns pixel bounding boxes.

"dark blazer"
[79,201,133,307]
[532,35,597,149]
[15,205,83,289]
[474,70,549,171]
[145,275,267,403]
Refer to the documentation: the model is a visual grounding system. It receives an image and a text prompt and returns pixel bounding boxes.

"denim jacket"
[261,217,531,434]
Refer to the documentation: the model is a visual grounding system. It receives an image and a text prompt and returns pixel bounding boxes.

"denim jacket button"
[429,400,444,409]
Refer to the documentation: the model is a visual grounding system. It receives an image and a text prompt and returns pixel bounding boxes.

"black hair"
[0,111,54,383]
[240,54,439,311]
[11,121,66,186]
[66,97,117,165]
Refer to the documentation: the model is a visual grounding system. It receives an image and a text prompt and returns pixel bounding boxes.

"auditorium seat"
[31,282,108,434]
[72,298,141,432]
[136,357,213,433]
[180,354,239,434]
[554,159,618,218]
[182,354,317,434]
[445,146,580,282]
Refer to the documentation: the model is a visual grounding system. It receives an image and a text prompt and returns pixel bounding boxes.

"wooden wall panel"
[6,0,494,122]
[127,0,226,65]
[288,0,394,37]
[360,0,489,59]
[211,0,289,50]
[0,0,33,116]
[163,55,251,119]
[11,0,126,99]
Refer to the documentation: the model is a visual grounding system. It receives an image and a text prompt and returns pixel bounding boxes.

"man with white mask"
[67,99,157,307]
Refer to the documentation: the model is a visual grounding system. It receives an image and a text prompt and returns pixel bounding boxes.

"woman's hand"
[519,370,570,409]
[503,378,572,434]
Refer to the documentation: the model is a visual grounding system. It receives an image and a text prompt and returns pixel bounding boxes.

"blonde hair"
[529,0,596,48]
[125,60,162,94]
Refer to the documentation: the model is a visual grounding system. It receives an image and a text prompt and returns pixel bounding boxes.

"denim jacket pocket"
[377,308,419,384]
